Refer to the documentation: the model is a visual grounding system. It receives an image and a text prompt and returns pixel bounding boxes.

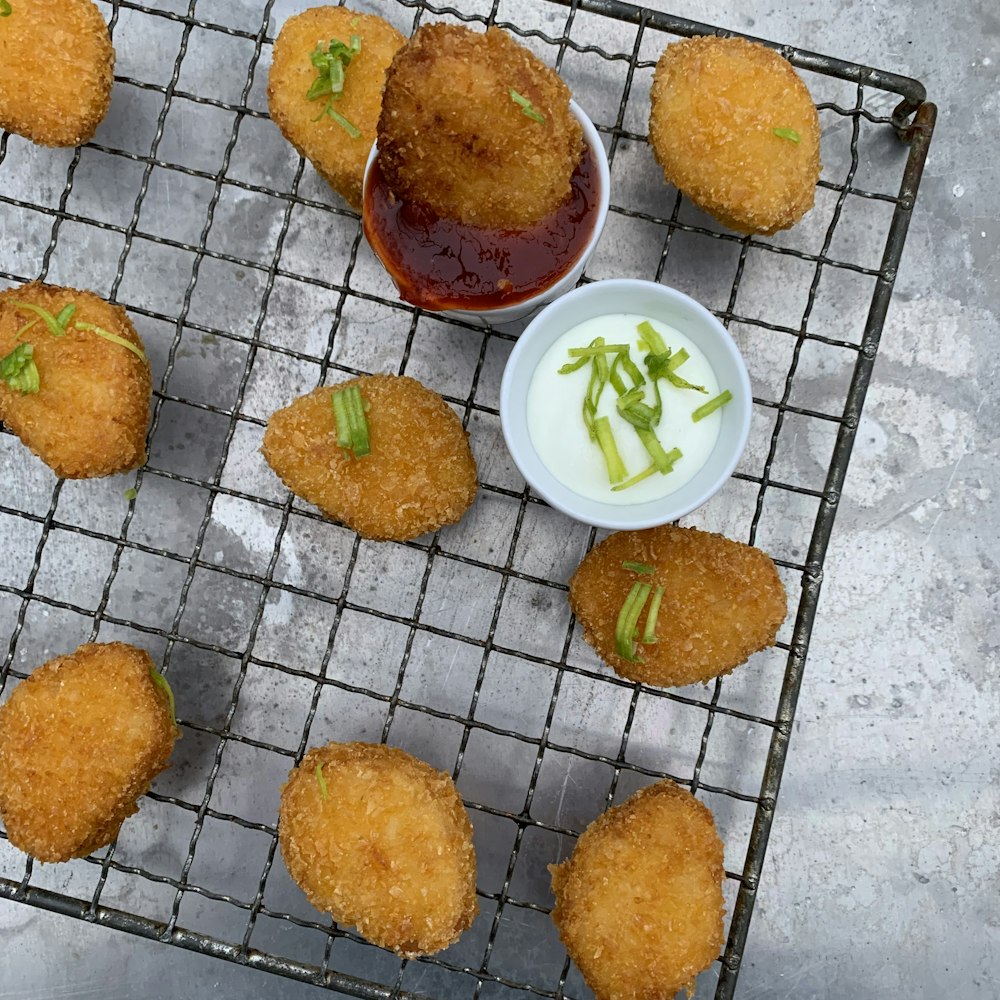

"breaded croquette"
[649,36,820,235]
[0,642,179,862]
[0,282,151,478]
[268,6,405,212]
[0,0,115,147]
[569,525,787,687]
[549,780,725,1000]
[262,374,477,542]
[377,24,583,229]
[279,742,478,956]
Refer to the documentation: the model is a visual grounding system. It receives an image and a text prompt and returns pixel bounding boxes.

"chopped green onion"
[593,416,627,484]
[74,322,148,362]
[607,353,628,396]
[124,487,138,501]
[566,344,630,357]
[557,355,590,375]
[11,301,67,338]
[149,668,176,724]
[55,304,77,329]
[622,561,654,575]
[615,582,651,661]
[618,350,645,388]
[637,320,667,355]
[508,88,545,124]
[316,762,329,801]
[642,586,665,644]
[0,3,11,17]
[0,343,39,394]
[325,106,362,139]
[635,426,677,473]
[666,347,689,372]
[773,126,801,143]
[332,384,371,459]
[692,389,733,422]
[616,395,657,431]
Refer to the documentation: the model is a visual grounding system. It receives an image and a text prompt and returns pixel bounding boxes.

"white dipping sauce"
[526,313,722,505]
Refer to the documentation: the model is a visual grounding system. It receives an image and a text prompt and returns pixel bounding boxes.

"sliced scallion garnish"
[74,322,148,362]
[307,36,363,138]
[0,343,39,394]
[637,320,666,355]
[331,383,371,459]
[593,416,627,484]
[149,668,176,724]
[567,344,630,358]
[773,126,801,143]
[642,585,665,644]
[615,581,651,661]
[557,354,590,375]
[0,3,11,18]
[11,301,70,338]
[316,762,329,801]
[622,561,654,575]
[692,389,733,422]
[611,463,657,492]
[509,88,545,124]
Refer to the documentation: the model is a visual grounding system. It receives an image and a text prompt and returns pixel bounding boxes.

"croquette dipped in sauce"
[279,742,478,957]
[268,6,405,211]
[376,23,584,230]
[262,374,478,542]
[0,643,179,862]
[0,0,115,147]
[0,283,151,479]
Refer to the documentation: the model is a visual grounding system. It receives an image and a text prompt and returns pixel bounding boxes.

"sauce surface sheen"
[363,146,599,311]
[526,314,722,505]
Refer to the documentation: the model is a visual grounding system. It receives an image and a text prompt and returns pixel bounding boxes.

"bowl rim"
[361,98,611,320]
[499,278,753,529]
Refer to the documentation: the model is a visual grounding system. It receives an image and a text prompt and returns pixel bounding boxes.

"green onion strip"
[307,36,363,137]
[315,762,329,801]
[332,384,371,459]
[615,582,651,661]
[692,389,733,422]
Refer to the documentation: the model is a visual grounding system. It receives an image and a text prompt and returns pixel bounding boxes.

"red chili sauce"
[363,145,600,312]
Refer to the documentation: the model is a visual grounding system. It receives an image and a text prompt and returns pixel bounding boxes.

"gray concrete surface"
[0,1,997,998]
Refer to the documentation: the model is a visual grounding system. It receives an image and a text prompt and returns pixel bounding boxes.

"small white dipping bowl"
[500,279,752,530]
[361,99,610,327]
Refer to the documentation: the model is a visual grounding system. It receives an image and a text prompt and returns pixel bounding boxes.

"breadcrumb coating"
[0,0,115,147]
[550,780,725,1000]
[279,742,478,956]
[0,282,151,478]
[0,642,179,862]
[377,23,583,228]
[268,6,405,211]
[262,374,478,542]
[569,524,787,687]
[649,36,820,235]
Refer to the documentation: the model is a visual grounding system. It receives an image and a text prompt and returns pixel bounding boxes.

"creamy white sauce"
[526,314,723,505]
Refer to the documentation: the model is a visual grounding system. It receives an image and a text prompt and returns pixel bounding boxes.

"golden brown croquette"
[568,524,787,687]
[278,742,478,956]
[0,282,151,479]
[0,642,179,862]
[649,36,820,235]
[262,374,478,542]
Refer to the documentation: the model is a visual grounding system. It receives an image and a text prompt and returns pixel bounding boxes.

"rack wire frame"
[0,0,935,998]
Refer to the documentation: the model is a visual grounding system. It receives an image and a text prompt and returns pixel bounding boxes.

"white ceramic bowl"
[500,279,753,529]
[361,100,610,327]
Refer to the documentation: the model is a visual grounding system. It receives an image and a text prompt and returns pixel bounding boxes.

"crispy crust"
[568,525,787,687]
[377,23,583,228]
[268,6,405,211]
[648,35,820,235]
[278,742,478,956]
[262,374,478,542]
[0,642,179,862]
[0,0,114,147]
[0,282,151,478]
[549,780,725,1000]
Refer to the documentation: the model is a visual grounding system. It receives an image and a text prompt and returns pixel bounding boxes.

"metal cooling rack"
[0,0,935,997]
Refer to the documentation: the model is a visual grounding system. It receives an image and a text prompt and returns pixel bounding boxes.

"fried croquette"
[0,642,179,862]
[262,374,477,542]
[268,6,405,212]
[569,525,787,688]
[377,24,583,229]
[549,780,725,1000]
[0,282,151,478]
[648,36,820,235]
[278,742,478,956]
[0,0,114,147]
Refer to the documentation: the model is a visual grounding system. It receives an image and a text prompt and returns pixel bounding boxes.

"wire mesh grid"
[0,0,934,997]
